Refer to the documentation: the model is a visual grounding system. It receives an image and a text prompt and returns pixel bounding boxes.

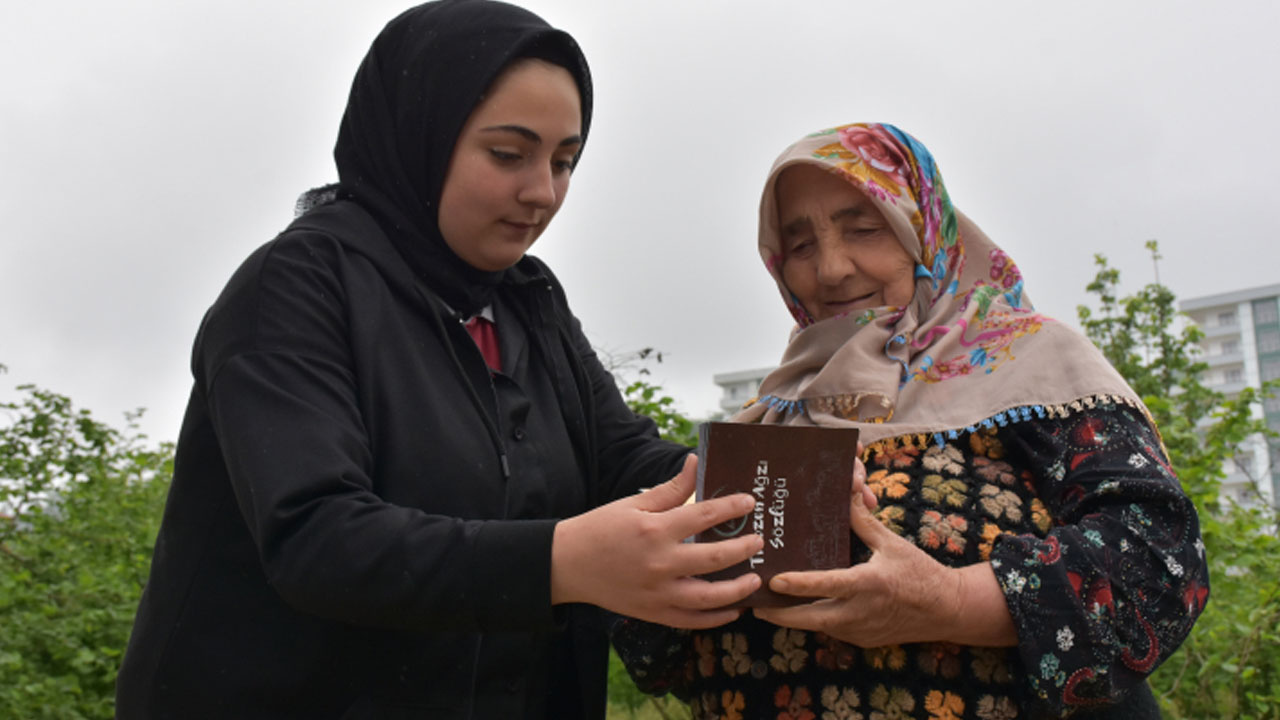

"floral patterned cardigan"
[611,401,1207,719]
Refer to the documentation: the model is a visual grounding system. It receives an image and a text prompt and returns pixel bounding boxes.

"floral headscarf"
[737,123,1144,450]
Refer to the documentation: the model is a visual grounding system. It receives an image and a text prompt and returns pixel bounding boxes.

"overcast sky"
[3,1,1278,443]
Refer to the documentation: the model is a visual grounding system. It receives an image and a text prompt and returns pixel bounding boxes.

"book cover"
[695,422,859,607]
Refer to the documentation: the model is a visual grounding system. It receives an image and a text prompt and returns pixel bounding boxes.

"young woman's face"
[775,164,917,322]
[437,59,583,272]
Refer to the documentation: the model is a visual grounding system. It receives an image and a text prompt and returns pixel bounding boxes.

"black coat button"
[512,427,526,441]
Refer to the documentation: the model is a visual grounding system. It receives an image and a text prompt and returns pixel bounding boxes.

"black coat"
[116,201,688,719]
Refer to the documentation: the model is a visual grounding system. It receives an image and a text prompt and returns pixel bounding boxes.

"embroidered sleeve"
[988,403,1208,715]
[608,615,695,699]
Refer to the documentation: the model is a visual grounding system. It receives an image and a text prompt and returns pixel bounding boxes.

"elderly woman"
[613,123,1207,719]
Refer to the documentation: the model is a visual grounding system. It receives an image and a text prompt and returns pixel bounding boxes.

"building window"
[1225,367,1245,384]
[1263,361,1280,382]
[1218,310,1238,326]
[1221,339,1240,355]
[1254,299,1279,326]
[1265,395,1280,414]
[1259,330,1280,354]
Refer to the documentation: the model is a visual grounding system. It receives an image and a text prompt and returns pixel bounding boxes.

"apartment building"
[1180,283,1280,506]
[712,367,774,416]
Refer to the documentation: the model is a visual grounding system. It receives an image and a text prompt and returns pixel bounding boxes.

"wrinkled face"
[437,59,583,272]
[775,164,917,322]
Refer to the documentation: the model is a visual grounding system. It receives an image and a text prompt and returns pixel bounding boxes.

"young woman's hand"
[551,454,763,628]
[754,472,1017,647]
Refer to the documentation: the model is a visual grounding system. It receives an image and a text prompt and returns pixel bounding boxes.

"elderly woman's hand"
[754,472,1017,648]
[853,445,877,509]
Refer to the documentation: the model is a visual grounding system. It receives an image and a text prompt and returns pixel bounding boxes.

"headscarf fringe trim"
[748,394,808,415]
[862,393,1149,459]
[747,392,895,419]
[746,392,1149,458]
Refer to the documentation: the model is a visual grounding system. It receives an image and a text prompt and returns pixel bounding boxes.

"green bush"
[1078,246,1280,719]
[0,377,172,719]
[617,347,699,449]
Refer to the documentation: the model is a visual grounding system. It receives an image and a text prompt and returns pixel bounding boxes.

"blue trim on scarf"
[756,394,807,415]
[919,403,1051,447]
[747,394,1123,451]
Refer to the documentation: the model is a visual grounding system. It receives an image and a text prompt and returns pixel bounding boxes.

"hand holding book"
[550,454,764,628]
[754,464,1018,648]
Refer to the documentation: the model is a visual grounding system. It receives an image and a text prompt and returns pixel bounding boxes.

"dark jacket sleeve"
[989,403,1208,715]
[196,232,558,633]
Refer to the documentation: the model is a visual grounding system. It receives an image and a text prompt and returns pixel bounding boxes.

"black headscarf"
[334,0,593,317]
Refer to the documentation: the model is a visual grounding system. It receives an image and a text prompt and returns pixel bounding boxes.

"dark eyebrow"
[479,124,583,147]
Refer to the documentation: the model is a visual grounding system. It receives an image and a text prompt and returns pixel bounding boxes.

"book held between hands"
[694,422,859,607]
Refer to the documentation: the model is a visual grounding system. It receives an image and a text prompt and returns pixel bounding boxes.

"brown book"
[695,422,858,607]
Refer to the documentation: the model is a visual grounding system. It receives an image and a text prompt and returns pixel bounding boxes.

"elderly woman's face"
[438,59,583,272]
[775,164,916,322]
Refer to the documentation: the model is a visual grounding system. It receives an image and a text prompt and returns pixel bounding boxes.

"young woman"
[115,3,761,718]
